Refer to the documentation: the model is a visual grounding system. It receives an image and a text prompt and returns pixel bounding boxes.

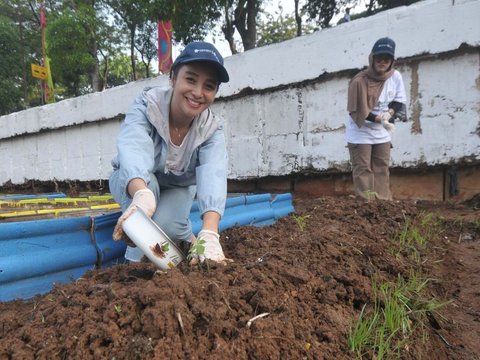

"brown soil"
[0,196,479,360]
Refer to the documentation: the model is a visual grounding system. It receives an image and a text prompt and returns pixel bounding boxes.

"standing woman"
[346,37,407,200]
[109,41,231,264]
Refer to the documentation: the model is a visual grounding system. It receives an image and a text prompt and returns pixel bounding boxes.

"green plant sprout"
[292,214,311,231]
[363,190,378,202]
[187,239,206,261]
[114,304,122,313]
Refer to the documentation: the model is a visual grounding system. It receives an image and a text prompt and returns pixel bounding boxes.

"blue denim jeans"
[109,170,196,260]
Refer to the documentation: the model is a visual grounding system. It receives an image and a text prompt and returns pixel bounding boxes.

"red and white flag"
[158,20,173,74]
[40,1,47,29]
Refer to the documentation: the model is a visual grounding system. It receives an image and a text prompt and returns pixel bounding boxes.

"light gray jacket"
[111,87,228,217]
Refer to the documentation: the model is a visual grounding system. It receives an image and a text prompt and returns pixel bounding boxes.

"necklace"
[170,119,193,140]
[173,126,182,138]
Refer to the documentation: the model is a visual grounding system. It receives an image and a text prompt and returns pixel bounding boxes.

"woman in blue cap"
[109,41,231,265]
[346,37,407,200]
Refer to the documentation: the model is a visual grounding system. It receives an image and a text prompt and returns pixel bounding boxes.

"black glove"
[388,101,408,122]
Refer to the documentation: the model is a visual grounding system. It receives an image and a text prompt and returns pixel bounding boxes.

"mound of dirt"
[0,196,478,359]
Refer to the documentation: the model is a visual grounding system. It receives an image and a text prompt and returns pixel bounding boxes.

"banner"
[158,20,173,73]
[39,0,55,103]
[40,1,47,29]
[45,57,55,103]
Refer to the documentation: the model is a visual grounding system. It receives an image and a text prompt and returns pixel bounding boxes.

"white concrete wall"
[0,0,479,184]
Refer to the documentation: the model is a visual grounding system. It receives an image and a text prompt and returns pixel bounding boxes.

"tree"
[257,5,315,47]
[232,0,261,51]
[100,52,153,88]
[101,0,152,81]
[167,0,222,44]
[294,0,302,36]
[135,21,158,78]
[0,16,23,115]
[303,0,349,28]
[46,13,96,96]
[68,0,103,92]
[0,0,49,108]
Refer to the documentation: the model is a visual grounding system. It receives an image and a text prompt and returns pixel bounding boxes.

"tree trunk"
[294,0,302,36]
[366,0,375,14]
[89,37,100,91]
[222,4,238,54]
[130,28,137,81]
[18,16,28,101]
[234,0,258,51]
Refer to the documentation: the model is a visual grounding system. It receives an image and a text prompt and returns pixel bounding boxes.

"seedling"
[363,190,378,202]
[187,239,206,261]
[292,214,311,231]
[114,304,122,313]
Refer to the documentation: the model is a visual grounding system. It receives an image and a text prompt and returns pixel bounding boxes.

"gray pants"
[348,142,392,200]
[109,170,196,243]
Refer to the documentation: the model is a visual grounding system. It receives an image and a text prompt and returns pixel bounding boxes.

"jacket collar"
[143,86,220,144]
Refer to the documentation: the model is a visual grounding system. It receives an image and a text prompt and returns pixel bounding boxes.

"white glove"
[113,188,156,240]
[379,111,392,123]
[379,112,395,133]
[192,229,231,264]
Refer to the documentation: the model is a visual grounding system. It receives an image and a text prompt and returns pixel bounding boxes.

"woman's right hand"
[112,188,156,240]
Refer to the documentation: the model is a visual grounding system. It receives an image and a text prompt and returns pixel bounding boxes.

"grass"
[348,272,447,359]
[394,212,446,264]
[348,212,450,359]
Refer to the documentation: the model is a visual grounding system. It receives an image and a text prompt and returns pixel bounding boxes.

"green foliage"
[100,53,155,88]
[169,0,221,44]
[303,0,351,28]
[0,79,23,116]
[257,7,315,47]
[46,13,96,96]
[101,53,133,87]
[0,16,23,115]
[135,21,159,78]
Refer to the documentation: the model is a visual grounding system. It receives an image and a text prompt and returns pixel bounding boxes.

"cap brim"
[372,51,394,57]
[181,58,230,83]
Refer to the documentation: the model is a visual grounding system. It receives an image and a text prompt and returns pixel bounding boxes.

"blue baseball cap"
[172,41,229,83]
[371,37,396,58]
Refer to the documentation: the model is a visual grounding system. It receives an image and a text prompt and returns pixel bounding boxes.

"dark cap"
[371,37,396,58]
[172,41,229,83]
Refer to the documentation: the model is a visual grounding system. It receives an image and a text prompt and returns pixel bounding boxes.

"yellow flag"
[45,57,55,103]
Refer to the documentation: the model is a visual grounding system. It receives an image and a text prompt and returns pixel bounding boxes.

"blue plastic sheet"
[0,193,294,301]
